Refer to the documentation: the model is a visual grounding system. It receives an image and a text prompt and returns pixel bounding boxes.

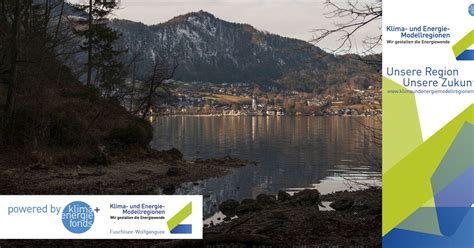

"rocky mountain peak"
[193,10,216,18]
[162,10,218,27]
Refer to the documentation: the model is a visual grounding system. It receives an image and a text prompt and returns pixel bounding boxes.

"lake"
[151,116,381,218]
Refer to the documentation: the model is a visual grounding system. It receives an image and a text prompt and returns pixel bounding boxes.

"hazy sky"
[70,0,381,53]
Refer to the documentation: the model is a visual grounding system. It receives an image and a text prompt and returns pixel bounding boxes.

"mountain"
[109,11,380,92]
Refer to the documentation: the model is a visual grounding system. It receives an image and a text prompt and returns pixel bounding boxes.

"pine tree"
[73,0,125,94]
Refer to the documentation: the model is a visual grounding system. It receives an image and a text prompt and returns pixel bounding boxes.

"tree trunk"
[3,1,21,124]
[86,0,93,85]
[129,63,136,112]
[141,83,154,120]
[52,0,65,49]
[141,62,159,120]
[43,0,50,31]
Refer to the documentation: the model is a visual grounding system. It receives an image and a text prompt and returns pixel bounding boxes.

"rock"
[235,202,261,214]
[277,191,291,201]
[330,198,355,211]
[219,199,239,216]
[237,198,259,214]
[223,216,231,221]
[162,184,176,195]
[256,193,277,206]
[161,148,183,161]
[241,198,256,205]
[292,189,320,205]
[166,167,181,177]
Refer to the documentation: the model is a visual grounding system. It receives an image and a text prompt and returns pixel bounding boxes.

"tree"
[2,1,21,125]
[127,50,145,111]
[1,1,66,125]
[73,0,123,86]
[0,0,84,145]
[312,0,382,169]
[311,0,382,57]
[133,58,178,120]
[92,25,126,99]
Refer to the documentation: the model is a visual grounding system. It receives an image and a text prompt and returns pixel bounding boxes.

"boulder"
[256,193,278,206]
[277,190,291,201]
[219,199,239,216]
[292,189,320,205]
[241,198,256,205]
[330,198,354,211]
[161,148,183,161]
[235,202,261,214]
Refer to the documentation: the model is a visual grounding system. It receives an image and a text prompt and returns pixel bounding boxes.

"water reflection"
[151,116,381,218]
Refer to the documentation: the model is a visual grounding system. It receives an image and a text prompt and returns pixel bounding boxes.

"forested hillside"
[111,11,381,93]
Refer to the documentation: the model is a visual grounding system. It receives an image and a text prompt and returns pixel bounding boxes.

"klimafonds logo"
[167,202,193,234]
[62,201,95,234]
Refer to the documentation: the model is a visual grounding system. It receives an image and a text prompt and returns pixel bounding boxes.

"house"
[266,109,276,116]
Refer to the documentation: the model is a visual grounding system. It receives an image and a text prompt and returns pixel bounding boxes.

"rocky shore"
[0,148,253,195]
[0,165,381,247]
[0,147,381,247]
[160,187,382,247]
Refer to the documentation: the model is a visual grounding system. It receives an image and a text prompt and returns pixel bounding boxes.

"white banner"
[0,195,202,239]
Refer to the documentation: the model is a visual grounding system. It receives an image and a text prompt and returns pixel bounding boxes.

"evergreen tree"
[73,0,125,96]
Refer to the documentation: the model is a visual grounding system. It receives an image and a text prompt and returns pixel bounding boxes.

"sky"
[70,0,381,53]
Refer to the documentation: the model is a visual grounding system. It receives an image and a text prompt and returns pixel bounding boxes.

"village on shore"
[152,81,382,117]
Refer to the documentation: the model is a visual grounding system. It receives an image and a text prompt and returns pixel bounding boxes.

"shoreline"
[151,114,381,117]
[163,187,382,247]
[0,151,254,195]
[0,148,381,247]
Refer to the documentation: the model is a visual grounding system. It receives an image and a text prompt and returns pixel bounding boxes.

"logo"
[469,4,474,16]
[452,30,474,60]
[62,201,95,234]
[167,202,192,234]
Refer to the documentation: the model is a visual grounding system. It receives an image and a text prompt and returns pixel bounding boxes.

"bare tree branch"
[311,0,382,56]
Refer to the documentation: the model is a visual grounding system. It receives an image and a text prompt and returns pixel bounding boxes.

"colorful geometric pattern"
[452,30,474,61]
[167,202,193,234]
[382,77,474,247]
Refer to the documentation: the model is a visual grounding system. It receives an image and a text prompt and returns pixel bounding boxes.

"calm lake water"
[151,116,381,218]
